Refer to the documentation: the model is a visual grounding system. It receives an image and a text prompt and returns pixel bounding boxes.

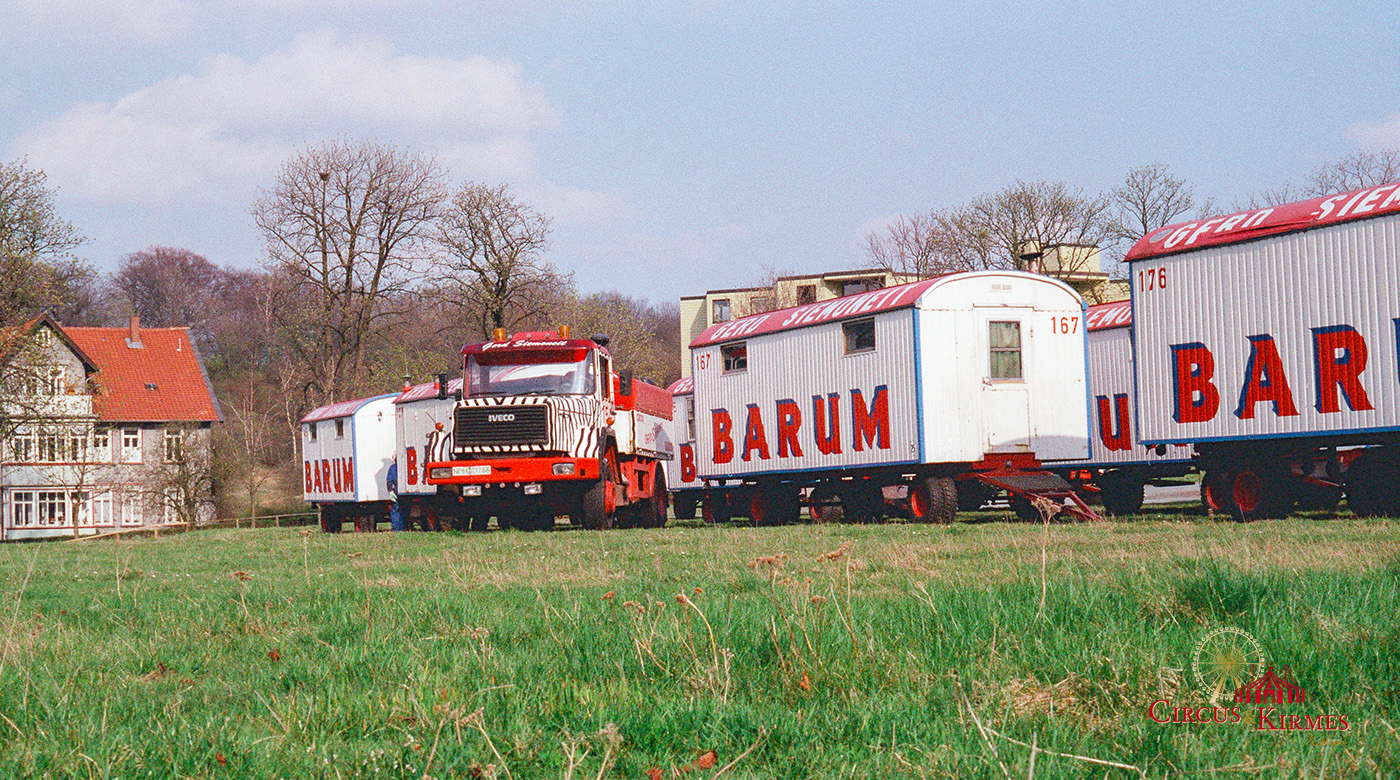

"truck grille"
[455,405,548,448]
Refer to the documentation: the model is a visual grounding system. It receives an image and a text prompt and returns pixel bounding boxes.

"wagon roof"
[1125,181,1400,263]
[666,377,694,395]
[689,270,1076,347]
[1086,299,1131,331]
[301,393,397,423]
[395,377,464,405]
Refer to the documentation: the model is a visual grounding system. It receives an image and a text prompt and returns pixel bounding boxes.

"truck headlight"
[552,462,576,475]
[463,485,483,497]
[523,483,543,495]
[429,467,452,480]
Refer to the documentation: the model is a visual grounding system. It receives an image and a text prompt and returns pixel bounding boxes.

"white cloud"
[14,32,561,203]
[1349,112,1400,149]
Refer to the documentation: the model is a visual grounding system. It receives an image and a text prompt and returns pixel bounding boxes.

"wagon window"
[334,418,345,439]
[989,321,1022,379]
[308,423,317,442]
[721,342,747,373]
[843,318,876,354]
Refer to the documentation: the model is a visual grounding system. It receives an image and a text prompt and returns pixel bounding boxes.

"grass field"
[1,511,1398,779]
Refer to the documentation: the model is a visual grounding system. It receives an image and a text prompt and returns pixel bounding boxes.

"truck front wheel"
[576,456,617,530]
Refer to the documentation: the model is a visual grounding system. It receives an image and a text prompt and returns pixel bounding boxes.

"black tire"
[910,476,956,524]
[577,456,616,530]
[702,491,731,524]
[840,482,884,524]
[1346,450,1400,517]
[1201,471,1235,519]
[1098,471,1145,516]
[646,469,669,528]
[1010,496,1042,523]
[674,492,698,520]
[1228,463,1294,522]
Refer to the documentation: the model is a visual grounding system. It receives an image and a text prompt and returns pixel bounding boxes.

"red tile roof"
[63,326,222,423]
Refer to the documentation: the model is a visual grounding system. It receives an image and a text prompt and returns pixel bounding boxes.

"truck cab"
[425,329,672,530]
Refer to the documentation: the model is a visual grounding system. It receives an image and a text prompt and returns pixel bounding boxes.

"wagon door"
[979,311,1033,453]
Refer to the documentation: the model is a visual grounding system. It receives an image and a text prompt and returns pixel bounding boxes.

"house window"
[37,328,52,348]
[93,428,111,462]
[70,492,90,526]
[334,418,345,439]
[797,285,816,305]
[91,490,113,526]
[36,430,85,463]
[308,423,317,442]
[47,367,65,395]
[8,431,35,463]
[712,298,731,323]
[38,491,67,526]
[843,318,876,354]
[989,321,1023,379]
[10,491,35,527]
[163,428,185,462]
[117,488,142,527]
[841,278,882,297]
[121,428,142,463]
[721,342,747,373]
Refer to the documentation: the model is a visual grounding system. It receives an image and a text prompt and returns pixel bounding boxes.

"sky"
[3,0,1398,305]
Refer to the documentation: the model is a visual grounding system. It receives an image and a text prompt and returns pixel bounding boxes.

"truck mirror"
[619,369,634,397]
[436,373,449,400]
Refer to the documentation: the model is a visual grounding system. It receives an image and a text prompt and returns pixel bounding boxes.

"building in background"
[0,315,222,540]
[679,268,921,377]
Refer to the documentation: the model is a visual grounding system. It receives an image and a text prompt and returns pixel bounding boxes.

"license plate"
[453,464,492,477]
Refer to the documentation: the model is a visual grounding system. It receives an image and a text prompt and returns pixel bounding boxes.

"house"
[0,315,222,540]
[678,268,922,378]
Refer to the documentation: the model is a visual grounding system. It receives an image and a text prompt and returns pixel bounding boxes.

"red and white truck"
[424,330,674,530]
[687,270,1099,523]
[300,393,398,532]
[1127,182,1400,520]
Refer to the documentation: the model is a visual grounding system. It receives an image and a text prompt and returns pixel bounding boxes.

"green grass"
[1,516,1398,779]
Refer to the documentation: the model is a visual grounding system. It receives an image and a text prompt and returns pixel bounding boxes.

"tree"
[251,140,447,407]
[1302,148,1400,196]
[434,182,567,339]
[867,180,1113,277]
[1107,164,1213,245]
[0,158,92,326]
[112,246,225,326]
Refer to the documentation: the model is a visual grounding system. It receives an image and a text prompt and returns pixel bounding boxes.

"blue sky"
[3,0,1398,303]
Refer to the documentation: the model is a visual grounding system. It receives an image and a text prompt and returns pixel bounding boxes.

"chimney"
[126,316,143,349]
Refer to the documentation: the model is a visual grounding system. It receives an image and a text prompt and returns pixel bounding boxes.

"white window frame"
[90,490,114,527]
[92,428,111,463]
[37,491,67,526]
[10,491,36,528]
[121,428,142,463]
[117,487,143,527]
[8,430,35,463]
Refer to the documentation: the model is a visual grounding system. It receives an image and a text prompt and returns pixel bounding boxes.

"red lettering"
[680,443,696,482]
[741,404,770,461]
[851,385,890,452]
[1096,394,1132,451]
[342,458,354,493]
[775,399,803,458]
[1235,334,1299,419]
[406,447,418,485]
[1147,699,1171,723]
[812,393,841,455]
[332,458,343,492]
[711,409,734,464]
[304,461,313,492]
[1171,343,1220,423]
[1312,325,1374,413]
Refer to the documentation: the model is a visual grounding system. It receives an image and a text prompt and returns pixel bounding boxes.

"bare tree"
[0,158,92,326]
[251,140,447,407]
[147,423,216,526]
[1303,148,1400,196]
[112,246,225,326]
[434,182,567,339]
[868,181,1112,277]
[1107,164,1213,245]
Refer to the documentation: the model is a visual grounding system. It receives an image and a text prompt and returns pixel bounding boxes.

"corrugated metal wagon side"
[1128,182,1400,520]
[687,271,1098,524]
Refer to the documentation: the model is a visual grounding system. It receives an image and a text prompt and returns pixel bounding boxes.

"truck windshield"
[465,350,595,396]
